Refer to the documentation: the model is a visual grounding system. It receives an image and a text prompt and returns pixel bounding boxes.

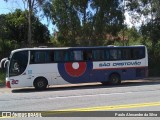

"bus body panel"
[4,45,148,88]
[9,60,147,88]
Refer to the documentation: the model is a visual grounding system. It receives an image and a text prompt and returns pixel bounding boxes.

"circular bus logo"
[65,62,87,77]
[58,62,93,83]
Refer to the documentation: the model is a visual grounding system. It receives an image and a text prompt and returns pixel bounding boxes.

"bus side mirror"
[4,60,9,69]
[0,58,8,69]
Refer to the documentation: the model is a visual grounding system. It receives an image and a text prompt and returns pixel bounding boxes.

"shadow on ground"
[11,79,160,93]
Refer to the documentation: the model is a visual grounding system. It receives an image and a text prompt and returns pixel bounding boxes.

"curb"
[144,77,160,80]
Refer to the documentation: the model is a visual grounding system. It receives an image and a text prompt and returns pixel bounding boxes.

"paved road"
[0,79,160,119]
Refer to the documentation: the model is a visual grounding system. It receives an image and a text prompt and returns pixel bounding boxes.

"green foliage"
[0,9,50,44]
[44,0,124,46]
[0,70,5,86]
[126,0,160,76]
[47,0,81,46]
[50,35,61,47]
[0,9,50,61]
[31,16,50,44]
[1,0,160,77]
[4,0,49,45]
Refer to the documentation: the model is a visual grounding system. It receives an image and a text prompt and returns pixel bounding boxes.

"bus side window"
[54,51,62,62]
[92,50,104,61]
[49,51,54,62]
[70,50,83,61]
[30,51,47,64]
[109,49,117,60]
[83,51,87,60]
[54,51,70,62]
[83,51,92,61]
[30,51,35,64]
[139,48,145,58]
[105,50,109,60]
[109,49,121,60]
[65,51,69,61]
[87,51,92,60]
[122,49,131,60]
[117,49,121,60]
[132,48,145,59]
[35,51,46,63]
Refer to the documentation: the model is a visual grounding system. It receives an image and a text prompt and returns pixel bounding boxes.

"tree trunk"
[28,0,32,46]
[28,11,32,46]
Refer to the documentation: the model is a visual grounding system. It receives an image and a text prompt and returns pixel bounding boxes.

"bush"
[0,70,5,86]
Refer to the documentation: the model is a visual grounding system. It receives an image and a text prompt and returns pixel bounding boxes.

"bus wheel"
[101,81,108,85]
[108,73,121,85]
[34,77,48,90]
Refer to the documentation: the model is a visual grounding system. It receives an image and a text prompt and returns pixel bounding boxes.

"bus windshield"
[9,51,28,77]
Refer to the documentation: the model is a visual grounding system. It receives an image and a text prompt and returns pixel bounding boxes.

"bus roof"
[11,45,146,53]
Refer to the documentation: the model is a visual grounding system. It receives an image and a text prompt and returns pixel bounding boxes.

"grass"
[0,70,5,86]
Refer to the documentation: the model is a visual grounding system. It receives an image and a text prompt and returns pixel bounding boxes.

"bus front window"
[9,51,28,77]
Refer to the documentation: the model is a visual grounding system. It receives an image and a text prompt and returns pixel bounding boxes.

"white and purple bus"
[0,45,148,90]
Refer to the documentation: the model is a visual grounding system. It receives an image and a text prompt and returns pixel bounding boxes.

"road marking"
[40,101,160,116]
[1,101,160,118]
[48,92,129,99]
[0,116,12,119]
[54,101,160,111]
[48,89,160,100]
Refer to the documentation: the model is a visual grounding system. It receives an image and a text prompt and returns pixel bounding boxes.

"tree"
[43,0,124,46]
[126,0,160,76]
[0,9,50,44]
[4,0,49,46]
[43,0,81,46]
[125,0,160,47]
[25,0,45,46]
[91,0,124,45]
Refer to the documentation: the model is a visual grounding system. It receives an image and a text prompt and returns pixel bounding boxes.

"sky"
[0,0,135,34]
[0,0,55,34]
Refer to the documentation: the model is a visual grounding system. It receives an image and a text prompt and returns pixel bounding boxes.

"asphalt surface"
[0,78,160,120]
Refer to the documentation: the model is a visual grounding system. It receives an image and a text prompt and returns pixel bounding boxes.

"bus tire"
[34,77,48,90]
[101,82,108,85]
[108,73,121,85]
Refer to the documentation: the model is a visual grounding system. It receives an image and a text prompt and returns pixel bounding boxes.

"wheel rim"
[37,80,44,88]
[112,76,118,83]
[110,75,119,84]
